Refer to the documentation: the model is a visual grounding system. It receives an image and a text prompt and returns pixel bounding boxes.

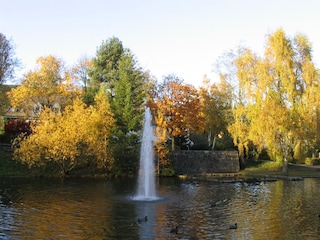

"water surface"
[1,177,320,239]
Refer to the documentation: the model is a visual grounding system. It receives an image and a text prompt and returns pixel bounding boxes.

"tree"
[0,84,14,115]
[13,92,114,176]
[153,108,171,175]
[111,53,146,132]
[88,37,124,91]
[89,38,146,131]
[8,55,81,117]
[151,75,204,150]
[88,37,148,174]
[224,28,320,170]
[70,55,92,90]
[199,75,233,150]
[227,47,261,165]
[0,33,20,84]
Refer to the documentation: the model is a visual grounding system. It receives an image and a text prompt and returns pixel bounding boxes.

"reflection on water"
[1,177,320,239]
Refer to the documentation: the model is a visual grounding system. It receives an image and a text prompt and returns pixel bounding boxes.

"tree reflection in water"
[0,177,320,239]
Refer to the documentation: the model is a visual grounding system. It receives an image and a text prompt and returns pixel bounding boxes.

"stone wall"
[171,150,240,175]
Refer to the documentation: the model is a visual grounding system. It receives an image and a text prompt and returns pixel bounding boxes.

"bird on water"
[229,223,237,229]
[170,226,178,234]
[137,216,148,223]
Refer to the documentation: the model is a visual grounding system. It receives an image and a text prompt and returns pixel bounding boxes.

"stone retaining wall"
[171,150,240,175]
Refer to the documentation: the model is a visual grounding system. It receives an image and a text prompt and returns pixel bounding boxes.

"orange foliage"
[148,75,204,155]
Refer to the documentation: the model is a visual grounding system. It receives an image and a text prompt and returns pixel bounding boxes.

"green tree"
[88,37,147,175]
[112,53,145,132]
[86,36,124,104]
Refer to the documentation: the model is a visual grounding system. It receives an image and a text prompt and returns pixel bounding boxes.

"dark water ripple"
[0,177,320,239]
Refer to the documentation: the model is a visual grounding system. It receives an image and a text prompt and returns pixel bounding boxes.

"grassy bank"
[242,160,320,178]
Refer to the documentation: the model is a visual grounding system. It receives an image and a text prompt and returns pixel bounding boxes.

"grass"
[242,160,320,178]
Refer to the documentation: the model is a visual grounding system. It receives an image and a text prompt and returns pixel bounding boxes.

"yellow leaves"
[199,76,233,148]
[155,78,204,138]
[14,96,115,175]
[8,84,29,110]
[8,55,81,117]
[229,28,320,162]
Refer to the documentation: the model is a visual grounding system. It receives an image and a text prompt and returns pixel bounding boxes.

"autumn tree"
[13,89,114,176]
[8,55,81,117]
[151,75,204,151]
[153,108,171,175]
[213,46,253,165]
[70,55,92,90]
[227,47,260,165]
[199,75,233,150]
[0,33,20,84]
[224,28,320,170]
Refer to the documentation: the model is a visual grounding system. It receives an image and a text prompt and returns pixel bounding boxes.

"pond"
[0,177,320,239]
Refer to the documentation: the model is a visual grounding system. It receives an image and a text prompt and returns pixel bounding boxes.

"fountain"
[133,107,158,201]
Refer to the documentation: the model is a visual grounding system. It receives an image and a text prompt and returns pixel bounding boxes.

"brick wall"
[171,150,240,175]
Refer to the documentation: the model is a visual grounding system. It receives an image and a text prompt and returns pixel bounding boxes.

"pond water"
[0,177,320,239]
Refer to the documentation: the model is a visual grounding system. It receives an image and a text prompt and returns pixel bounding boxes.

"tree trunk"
[211,135,217,150]
[171,137,175,151]
[282,158,288,175]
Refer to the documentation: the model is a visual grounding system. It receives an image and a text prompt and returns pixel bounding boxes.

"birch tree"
[227,28,320,170]
[199,75,233,150]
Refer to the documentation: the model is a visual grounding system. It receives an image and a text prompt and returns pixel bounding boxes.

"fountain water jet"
[133,107,158,201]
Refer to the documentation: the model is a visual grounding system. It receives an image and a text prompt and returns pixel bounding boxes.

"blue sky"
[1,0,320,87]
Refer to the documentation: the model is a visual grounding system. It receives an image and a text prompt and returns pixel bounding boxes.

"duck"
[229,223,237,229]
[170,226,178,234]
[137,216,148,223]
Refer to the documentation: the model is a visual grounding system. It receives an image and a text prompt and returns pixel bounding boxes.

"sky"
[1,0,320,87]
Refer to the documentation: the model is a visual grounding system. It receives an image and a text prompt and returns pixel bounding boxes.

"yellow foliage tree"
[13,91,114,176]
[226,28,320,169]
[153,108,170,175]
[199,75,233,150]
[8,55,81,117]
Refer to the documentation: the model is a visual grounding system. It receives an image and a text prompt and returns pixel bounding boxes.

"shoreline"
[177,163,320,183]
